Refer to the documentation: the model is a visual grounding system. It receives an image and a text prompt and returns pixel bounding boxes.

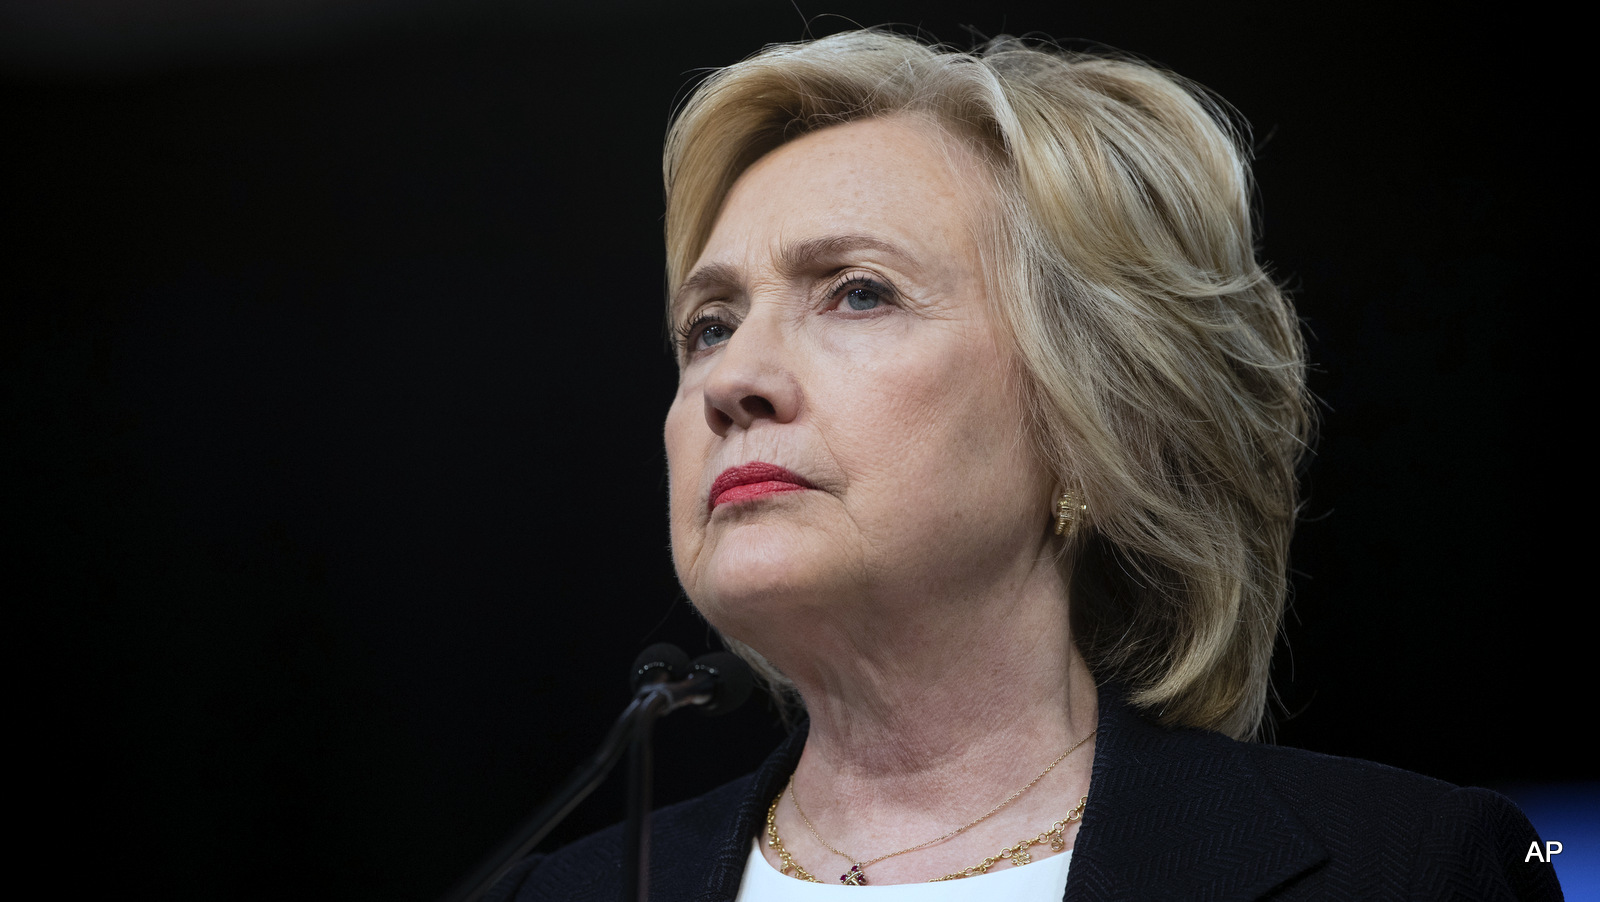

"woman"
[491,30,1558,900]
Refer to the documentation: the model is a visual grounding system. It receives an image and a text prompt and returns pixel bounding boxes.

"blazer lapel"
[1065,684,1328,901]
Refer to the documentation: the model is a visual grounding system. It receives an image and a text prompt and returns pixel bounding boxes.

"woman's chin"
[688,540,853,632]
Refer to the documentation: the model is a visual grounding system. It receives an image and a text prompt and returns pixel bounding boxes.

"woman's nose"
[700,312,800,435]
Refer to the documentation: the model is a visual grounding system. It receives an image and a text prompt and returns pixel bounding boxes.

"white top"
[733,839,1071,902]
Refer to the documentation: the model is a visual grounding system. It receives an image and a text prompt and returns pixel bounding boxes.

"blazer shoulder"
[1410,785,1565,901]
[1246,741,1458,809]
[1240,743,1561,899]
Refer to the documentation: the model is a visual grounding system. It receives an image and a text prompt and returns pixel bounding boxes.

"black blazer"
[489,682,1562,900]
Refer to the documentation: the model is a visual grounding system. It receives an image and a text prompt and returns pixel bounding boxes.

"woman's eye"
[678,313,736,356]
[698,323,734,349]
[843,286,882,311]
[831,277,893,313]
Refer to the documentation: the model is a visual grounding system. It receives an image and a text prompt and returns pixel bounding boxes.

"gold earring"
[1054,490,1086,537]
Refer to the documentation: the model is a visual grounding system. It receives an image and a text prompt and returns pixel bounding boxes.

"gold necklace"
[930,796,1087,881]
[767,729,1095,885]
[766,793,1089,884]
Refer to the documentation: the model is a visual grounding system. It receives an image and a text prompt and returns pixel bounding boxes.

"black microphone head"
[688,652,754,716]
[630,643,690,691]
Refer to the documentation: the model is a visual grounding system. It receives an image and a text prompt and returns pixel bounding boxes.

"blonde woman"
[489,30,1558,901]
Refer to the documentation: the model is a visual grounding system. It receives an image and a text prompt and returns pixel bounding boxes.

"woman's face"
[664,116,1054,641]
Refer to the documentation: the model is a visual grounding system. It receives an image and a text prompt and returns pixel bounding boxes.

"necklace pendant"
[840,864,867,886]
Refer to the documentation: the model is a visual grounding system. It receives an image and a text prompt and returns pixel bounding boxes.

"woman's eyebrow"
[671,261,741,318]
[775,234,915,276]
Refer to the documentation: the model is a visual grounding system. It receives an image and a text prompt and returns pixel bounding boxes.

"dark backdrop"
[4,2,1582,899]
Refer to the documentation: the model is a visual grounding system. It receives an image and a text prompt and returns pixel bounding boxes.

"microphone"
[632,649,754,718]
[684,651,755,716]
[630,643,690,691]
[621,648,753,902]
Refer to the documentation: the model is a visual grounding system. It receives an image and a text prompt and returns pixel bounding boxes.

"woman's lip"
[709,462,816,510]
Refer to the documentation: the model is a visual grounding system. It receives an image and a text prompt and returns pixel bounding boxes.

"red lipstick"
[709,462,815,510]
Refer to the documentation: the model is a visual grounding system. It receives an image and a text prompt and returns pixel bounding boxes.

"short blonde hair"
[664,29,1310,739]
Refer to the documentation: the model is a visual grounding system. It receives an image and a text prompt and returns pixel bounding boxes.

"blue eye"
[676,312,737,357]
[844,286,882,311]
[832,275,894,312]
[698,323,734,349]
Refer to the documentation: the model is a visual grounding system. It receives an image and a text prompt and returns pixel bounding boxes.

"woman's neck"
[756,557,1099,884]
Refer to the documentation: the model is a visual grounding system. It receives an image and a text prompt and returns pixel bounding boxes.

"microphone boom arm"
[442,692,654,902]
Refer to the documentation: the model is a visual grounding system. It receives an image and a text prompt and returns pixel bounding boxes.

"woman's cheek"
[667,490,699,577]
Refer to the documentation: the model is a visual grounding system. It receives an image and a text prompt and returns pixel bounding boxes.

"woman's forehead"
[678,117,995,294]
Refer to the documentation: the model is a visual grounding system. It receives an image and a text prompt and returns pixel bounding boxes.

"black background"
[4,1,1583,899]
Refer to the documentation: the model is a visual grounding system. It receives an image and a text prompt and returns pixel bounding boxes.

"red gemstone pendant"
[840,864,867,886]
